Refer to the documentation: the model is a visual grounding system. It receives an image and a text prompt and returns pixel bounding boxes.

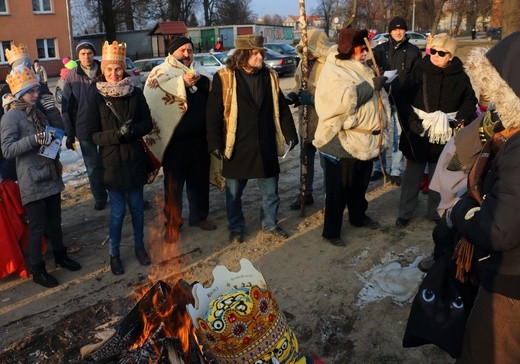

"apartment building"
[0,0,73,79]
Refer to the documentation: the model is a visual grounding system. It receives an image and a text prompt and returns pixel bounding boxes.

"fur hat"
[296,29,330,59]
[464,31,520,129]
[337,28,369,56]
[100,41,126,73]
[167,36,194,54]
[388,16,408,32]
[6,66,39,99]
[235,35,264,50]
[76,40,96,56]
[430,33,457,55]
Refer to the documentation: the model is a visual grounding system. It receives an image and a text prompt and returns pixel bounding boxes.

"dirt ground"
[0,40,494,363]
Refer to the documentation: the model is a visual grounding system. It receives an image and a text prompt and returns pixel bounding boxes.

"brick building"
[0,0,73,79]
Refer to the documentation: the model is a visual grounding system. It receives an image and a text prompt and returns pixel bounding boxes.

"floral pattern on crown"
[101,41,126,62]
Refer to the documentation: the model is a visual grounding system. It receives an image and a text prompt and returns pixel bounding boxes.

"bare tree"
[316,0,336,36]
[202,0,219,26]
[100,0,117,41]
[215,0,254,25]
[123,0,134,30]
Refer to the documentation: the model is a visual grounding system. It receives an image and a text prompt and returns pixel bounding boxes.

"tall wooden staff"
[298,0,310,216]
[363,37,387,184]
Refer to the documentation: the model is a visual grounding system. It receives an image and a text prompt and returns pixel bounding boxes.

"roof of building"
[148,21,187,36]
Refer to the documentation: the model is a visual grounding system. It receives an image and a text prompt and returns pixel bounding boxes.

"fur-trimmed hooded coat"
[313,46,392,161]
[396,56,477,163]
[451,35,520,300]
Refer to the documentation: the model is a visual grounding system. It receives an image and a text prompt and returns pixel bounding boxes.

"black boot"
[32,262,59,288]
[54,247,81,271]
[110,255,124,275]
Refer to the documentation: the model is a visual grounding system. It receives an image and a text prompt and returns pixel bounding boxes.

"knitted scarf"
[96,77,134,98]
[10,100,48,133]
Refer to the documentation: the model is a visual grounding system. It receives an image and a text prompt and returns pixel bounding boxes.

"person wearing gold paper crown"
[187,259,324,364]
[143,36,217,236]
[206,35,298,244]
[1,67,81,288]
[85,41,153,276]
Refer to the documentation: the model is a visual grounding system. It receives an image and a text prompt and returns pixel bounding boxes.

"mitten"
[34,132,53,146]
[409,118,425,135]
[65,136,75,150]
[372,76,388,92]
[285,92,300,105]
[300,92,315,106]
[116,119,133,141]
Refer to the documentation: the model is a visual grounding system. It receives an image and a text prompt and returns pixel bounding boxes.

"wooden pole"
[298,0,310,216]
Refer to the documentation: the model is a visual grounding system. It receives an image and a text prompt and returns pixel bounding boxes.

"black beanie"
[388,17,408,32]
[76,40,96,56]
[168,36,194,54]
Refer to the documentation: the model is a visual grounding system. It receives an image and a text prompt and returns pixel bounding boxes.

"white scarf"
[412,107,457,144]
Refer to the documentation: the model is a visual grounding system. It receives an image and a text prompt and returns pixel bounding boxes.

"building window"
[0,41,11,64]
[32,0,51,13]
[36,38,56,60]
[0,0,8,14]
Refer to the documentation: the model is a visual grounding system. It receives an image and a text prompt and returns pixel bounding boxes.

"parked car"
[486,27,501,41]
[370,31,428,50]
[54,56,142,103]
[133,57,164,84]
[263,43,300,65]
[193,53,226,76]
[227,48,296,76]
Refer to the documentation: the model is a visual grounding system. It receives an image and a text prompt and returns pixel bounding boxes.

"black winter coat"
[206,67,297,179]
[397,56,477,163]
[372,37,422,92]
[86,85,153,190]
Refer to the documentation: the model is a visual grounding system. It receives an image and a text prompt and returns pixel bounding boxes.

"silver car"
[370,31,428,50]
[194,53,226,76]
[134,57,164,84]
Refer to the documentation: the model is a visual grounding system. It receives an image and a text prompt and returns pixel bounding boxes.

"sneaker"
[418,255,435,272]
[229,230,244,244]
[370,170,384,181]
[263,226,289,239]
[289,195,314,210]
[395,217,409,228]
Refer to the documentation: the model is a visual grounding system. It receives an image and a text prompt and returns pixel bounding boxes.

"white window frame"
[0,41,11,64]
[36,38,57,60]
[0,0,9,15]
[32,0,52,13]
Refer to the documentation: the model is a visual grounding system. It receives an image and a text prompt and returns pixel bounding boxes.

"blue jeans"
[298,137,325,195]
[225,176,280,232]
[79,139,107,204]
[372,105,403,176]
[108,187,144,257]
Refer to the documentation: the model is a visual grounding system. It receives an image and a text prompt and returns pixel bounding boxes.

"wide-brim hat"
[338,28,369,55]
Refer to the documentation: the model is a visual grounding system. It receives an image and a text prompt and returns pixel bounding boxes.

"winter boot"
[54,247,81,271]
[32,262,59,288]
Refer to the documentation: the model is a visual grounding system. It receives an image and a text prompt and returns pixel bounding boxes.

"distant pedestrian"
[471,28,476,40]
[32,59,48,84]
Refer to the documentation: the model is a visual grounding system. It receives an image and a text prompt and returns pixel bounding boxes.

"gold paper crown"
[187,259,301,364]
[6,67,39,96]
[5,43,30,65]
[102,41,126,62]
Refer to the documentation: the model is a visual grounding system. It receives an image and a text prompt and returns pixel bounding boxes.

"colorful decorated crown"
[6,67,39,96]
[187,259,302,364]
[5,43,30,65]
[102,41,126,63]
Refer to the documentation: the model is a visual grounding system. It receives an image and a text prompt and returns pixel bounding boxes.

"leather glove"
[285,92,299,106]
[300,92,315,106]
[34,132,53,146]
[372,76,388,92]
[116,119,133,141]
[409,118,425,135]
[211,149,223,160]
[288,139,298,151]
[65,135,76,150]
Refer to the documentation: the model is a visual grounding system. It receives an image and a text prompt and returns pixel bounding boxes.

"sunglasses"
[430,48,450,57]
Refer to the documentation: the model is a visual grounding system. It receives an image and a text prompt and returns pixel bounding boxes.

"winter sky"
[251,0,321,17]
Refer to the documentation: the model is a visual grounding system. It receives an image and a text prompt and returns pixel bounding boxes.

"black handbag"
[402,253,478,358]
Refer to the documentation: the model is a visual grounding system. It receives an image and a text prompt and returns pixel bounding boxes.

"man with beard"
[206,35,298,244]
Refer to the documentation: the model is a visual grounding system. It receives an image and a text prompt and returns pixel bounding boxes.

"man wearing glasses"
[370,17,422,186]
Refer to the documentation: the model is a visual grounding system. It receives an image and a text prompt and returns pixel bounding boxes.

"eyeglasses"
[430,48,450,57]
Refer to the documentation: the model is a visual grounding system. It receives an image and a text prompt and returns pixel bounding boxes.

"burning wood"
[82,280,205,363]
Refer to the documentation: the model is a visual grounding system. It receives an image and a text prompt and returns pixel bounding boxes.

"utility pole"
[412,0,416,32]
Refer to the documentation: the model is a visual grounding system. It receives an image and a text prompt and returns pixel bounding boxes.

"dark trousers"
[322,157,373,239]
[24,193,64,266]
[163,139,210,225]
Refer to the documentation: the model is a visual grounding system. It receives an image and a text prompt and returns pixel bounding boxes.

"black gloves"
[372,76,388,92]
[409,119,425,135]
[285,92,299,106]
[65,136,75,150]
[116,119,133,141]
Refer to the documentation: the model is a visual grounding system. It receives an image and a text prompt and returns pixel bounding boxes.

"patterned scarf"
[96,77,134,98]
